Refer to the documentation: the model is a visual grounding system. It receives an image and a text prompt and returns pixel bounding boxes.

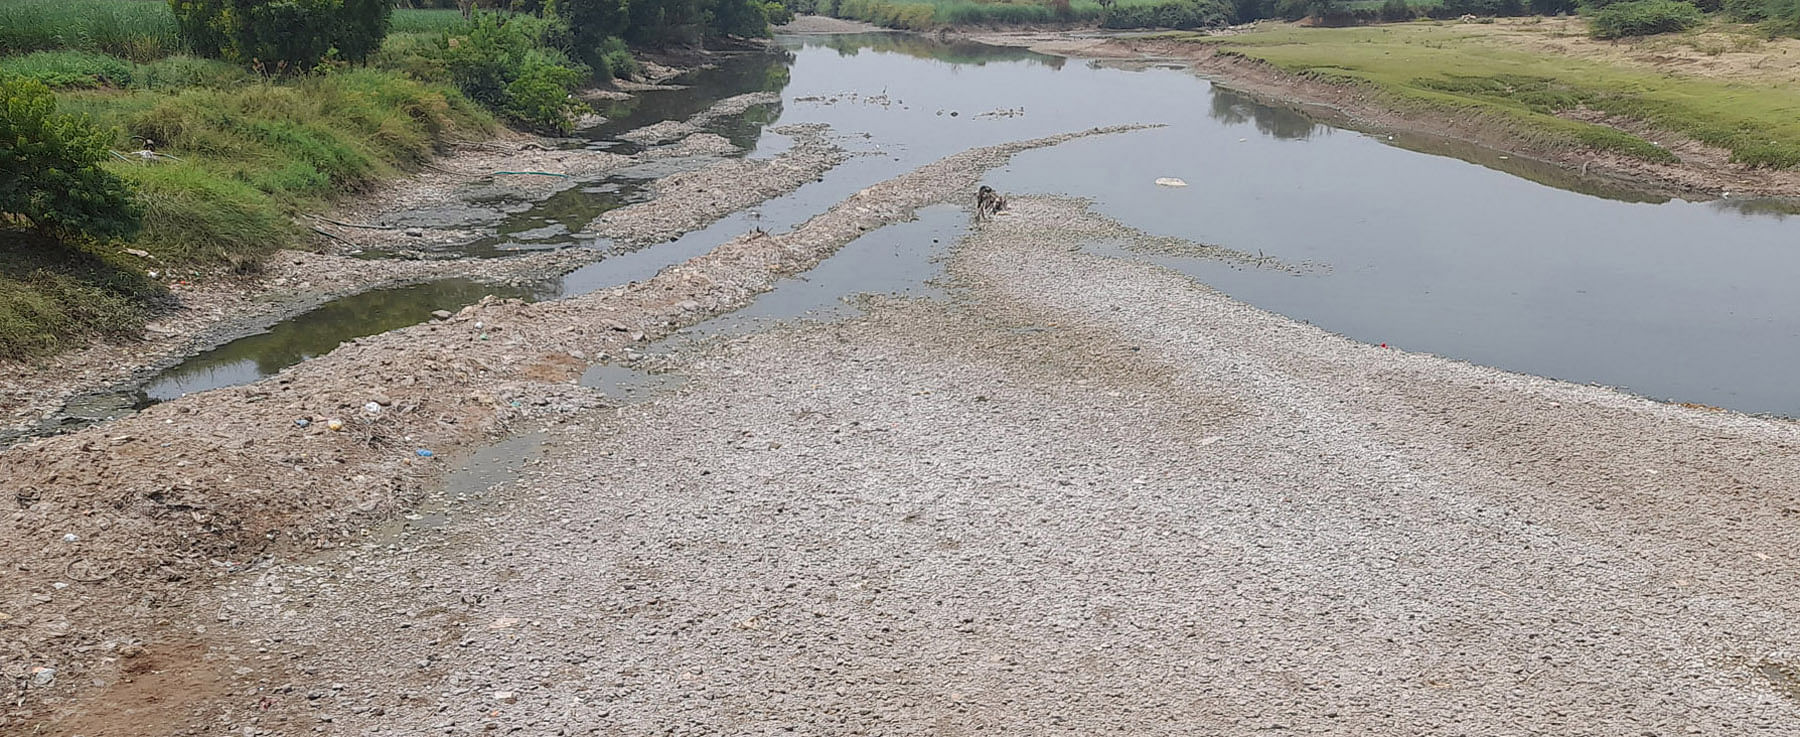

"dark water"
[149,278,554,399]
[36,31,1800,434]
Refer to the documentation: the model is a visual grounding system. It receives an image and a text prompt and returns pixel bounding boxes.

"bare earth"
[72,194,1800,736]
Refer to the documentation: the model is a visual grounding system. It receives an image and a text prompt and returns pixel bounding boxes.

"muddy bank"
[0,125,1148,731]
[0,91,827,440]
[966,30,1800,200]
[96,194,1800,735]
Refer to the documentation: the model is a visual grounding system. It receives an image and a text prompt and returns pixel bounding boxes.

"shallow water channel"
[47,30,1800,435]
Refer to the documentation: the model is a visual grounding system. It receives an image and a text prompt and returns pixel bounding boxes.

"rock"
[123,248,154,259]
[404,228,424,238]
[1154,177,1188,187]
[431,310,453,320]
[492,690,518,704]
[371,393,393,407]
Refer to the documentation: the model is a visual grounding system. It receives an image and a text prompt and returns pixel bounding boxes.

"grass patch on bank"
[0,0,183,61]
[1197,23,1800,167]
[0,232,173,360]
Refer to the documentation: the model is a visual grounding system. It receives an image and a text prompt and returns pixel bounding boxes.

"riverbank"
[968,19,1800,200]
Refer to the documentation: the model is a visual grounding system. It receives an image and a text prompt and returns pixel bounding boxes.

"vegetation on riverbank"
[1186,21,1800,168]
[0,0,775,359]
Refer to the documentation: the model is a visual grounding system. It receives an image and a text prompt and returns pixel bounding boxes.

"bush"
[447,13,591,131]
[0,74,142,243]
[506,55,589,134]
[1379,0,1415,19]
[168,0,394,72]
[595,37,641,79]
[0,51,136,89]
[1588,0,1703,38]
[765,0,799,23]
[1102,0,1231,28]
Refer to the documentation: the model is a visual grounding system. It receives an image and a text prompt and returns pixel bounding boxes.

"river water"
[61,30,1800,429]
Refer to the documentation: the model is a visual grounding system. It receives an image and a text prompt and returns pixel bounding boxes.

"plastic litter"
[415,449,435,458]
[30,666,55,686]
[294,418,311,428]
[1154,177,1188,187]
[61,533,78,542]
[327,418,344,431]
[364,401,382,414]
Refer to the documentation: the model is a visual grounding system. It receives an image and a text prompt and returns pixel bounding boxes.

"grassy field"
[1191,20,1800,167]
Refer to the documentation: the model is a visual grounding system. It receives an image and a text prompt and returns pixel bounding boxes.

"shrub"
[765,0,799,23]
[1588,0,1703,38]
[1102,0,1232,28]
[596,37,641,79]
[1380,0,1415,18]
[447,13,591,131]
[0,74,142,243]
[168,0,394,72]
[0,51,136,89]
[506,55,589,134]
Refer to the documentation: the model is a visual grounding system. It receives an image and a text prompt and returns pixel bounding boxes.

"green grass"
[0,231,172,360]
[390,8,479,35]
[1198,24,1800,167]
[0,0,183,61]
[825,0,1205,29]
[59,69,496,266]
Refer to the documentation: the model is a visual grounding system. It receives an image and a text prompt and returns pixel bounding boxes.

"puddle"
[577,204,967,398]
[9,278,559,444]
[375,431,548,539]
[453,177,652,257]
[1756,660,1800,706]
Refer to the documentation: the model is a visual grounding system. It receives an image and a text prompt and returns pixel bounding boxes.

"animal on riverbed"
[975,185,1007,221]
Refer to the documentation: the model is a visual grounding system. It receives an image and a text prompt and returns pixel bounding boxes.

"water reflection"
[1208,87,1322,141]
[800,31,1067,69]
[143,278,561,401]
[583,49,795,148]
[1710,197,1800,220]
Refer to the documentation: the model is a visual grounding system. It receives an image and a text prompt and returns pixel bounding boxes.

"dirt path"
[71,194,1799,735]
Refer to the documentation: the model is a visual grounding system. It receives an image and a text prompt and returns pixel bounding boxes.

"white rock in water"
[1155,177,1189,187]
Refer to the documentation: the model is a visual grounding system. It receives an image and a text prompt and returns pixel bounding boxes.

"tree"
[0,75,141,243]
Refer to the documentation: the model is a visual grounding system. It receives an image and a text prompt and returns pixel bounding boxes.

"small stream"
[25,30,1800,443]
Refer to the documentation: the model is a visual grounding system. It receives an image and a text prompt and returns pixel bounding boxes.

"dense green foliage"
[0,75,143,242]
[0,0,184,61]
[168,0,395,72]
[1587,0,1704,36]
[1101,0,1231,27]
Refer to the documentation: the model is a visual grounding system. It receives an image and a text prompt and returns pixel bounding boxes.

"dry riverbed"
[0,125,1150,734]
[32,190,1800,735]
